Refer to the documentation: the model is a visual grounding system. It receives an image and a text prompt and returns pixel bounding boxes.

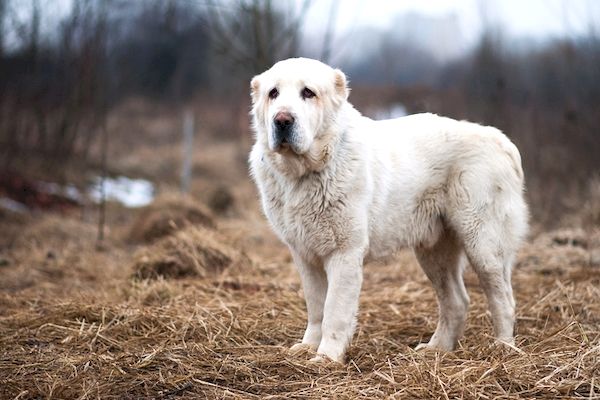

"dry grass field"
[1,102,599,399]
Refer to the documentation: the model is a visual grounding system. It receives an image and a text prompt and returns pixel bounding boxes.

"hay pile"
[129,195,251,280]
[128,194,215,243]
[207,185,236,214]
[0,215,131,294]
[132,226,251,280]
[518,227,600,271]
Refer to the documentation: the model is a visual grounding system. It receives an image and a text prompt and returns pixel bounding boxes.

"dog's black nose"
[274,111,295,133]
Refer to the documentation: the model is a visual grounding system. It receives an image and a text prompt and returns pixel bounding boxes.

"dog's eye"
[268,88,279,99]
[301,87,316,99]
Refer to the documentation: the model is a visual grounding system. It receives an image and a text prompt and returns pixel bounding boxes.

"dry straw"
[1,207,599,399]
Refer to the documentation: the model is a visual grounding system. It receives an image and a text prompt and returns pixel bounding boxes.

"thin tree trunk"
[180,109,194,194]
[96,116,108,248]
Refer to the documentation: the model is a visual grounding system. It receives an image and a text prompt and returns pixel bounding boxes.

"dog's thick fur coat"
[249,58,528,363]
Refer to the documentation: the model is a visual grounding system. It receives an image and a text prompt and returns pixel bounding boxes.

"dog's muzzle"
[273,111,295,149]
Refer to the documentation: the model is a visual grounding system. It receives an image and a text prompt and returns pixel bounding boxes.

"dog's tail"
[502,137,524,182]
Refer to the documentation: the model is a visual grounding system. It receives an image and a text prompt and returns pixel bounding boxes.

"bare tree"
[320,0,338,63]
[0,0,6,59]
[205,0,313,78]
[0,0,112,170]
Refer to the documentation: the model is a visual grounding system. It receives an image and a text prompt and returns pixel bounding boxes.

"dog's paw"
[496,337,515,347]
[311,344,345,364]
[415,343,437,352]
[492,338,524,354]
[414,342,452,352]
[288,342,317,355]
[308,353,342,364]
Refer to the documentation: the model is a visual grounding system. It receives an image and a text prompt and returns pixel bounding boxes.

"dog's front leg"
[315,249,364,363]
[289,250,327,353]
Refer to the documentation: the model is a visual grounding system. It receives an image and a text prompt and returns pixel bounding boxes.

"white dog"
[249,58,528,363]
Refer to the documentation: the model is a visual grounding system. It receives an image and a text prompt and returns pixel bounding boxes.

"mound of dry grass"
[132,226,251,280]
[580,177,600,229]
[0,214,130,295]
[207,185,236,214]
[519,228,600,272]
[128,194,215,243]
[16,214,98,246]
[560,176,600,230]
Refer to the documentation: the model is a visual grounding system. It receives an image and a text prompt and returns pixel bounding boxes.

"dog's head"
[250,58,349,159]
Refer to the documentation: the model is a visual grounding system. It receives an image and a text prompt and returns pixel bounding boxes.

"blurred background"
[0,0,599,227]
[3,3,600,397]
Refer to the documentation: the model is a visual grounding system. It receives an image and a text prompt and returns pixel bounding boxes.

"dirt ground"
[1,102,599,399]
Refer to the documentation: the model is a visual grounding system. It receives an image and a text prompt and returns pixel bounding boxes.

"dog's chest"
[263,175,350,257]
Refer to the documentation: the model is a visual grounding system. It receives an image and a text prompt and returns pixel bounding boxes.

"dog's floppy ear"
[250,75,261,103]
[333,69,349,101]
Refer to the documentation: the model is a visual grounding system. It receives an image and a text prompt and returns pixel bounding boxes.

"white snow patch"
[89,176,154,208]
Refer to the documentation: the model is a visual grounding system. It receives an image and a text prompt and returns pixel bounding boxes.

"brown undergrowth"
[1,197,599,399]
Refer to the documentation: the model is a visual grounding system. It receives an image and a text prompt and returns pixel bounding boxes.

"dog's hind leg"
[464,238,517,345]
[414,228,469,351]
[456,197,524,345]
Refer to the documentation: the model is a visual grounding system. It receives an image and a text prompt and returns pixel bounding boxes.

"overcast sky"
[20,0,600,38]
[304,0,599,42]
[7,0,599,56]
[297,0,599,64]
